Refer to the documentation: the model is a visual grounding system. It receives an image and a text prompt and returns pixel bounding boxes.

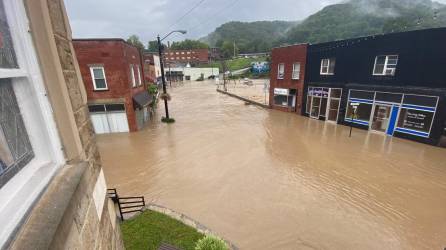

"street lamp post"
[157,30,186,122]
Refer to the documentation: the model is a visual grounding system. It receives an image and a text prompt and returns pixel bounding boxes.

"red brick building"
[73,38,152,133]
[164,48,209,64]
[269,44,308,114]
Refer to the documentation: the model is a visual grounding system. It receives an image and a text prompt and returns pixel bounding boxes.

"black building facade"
[303,28,446,146]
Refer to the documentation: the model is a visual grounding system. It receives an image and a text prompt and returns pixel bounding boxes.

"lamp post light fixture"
[157,30,187,123]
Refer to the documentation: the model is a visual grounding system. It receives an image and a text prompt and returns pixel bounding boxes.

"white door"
[90,113,110,134]
[90,112,129,134]
[107,112,129,133]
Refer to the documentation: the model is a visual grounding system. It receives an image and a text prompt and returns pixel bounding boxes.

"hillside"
[284,0,446,44]
[201,0,446,55]
[201,21,297,54]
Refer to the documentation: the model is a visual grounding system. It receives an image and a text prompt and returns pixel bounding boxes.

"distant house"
[269,44,308,113]
[73,39,152,133]
[303,28,446,146]
[143,52,161,83]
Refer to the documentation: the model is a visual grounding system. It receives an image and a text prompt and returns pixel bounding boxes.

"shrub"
[195,235,228,250]
[161,117,175,123]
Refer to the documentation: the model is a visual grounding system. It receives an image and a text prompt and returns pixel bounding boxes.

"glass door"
[327,99,340,122]
[371,104,392,133]
[310,97,321,119]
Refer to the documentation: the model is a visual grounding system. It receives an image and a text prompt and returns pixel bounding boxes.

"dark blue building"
[303,28,446,146]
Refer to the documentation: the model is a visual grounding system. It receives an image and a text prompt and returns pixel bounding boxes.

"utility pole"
[233,41,236,58]
[221,60,227,92]
[157,35,170,120]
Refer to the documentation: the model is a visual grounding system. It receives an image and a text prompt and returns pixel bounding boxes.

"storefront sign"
[311,88,329,97]
[274,88,289,96]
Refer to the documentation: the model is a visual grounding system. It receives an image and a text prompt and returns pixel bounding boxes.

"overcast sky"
[65,0,343,44]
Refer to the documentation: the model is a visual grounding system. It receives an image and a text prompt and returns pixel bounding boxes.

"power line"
[185,0,240,34]
[165,0,207,32]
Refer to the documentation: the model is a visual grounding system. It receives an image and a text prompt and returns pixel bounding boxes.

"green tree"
[147,40,160,52]
[170,39,209,50]
[127,35,145,50]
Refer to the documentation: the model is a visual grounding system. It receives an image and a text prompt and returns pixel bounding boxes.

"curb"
[217,89,270,109]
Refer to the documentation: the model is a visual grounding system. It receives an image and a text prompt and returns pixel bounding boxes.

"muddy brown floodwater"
[98,81,446,250]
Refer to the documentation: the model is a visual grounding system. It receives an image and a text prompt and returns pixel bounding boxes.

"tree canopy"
[127,35,145,50]
[170,39,209,50]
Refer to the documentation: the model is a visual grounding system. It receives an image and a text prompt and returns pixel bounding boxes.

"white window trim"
[89,66,108,90]
[0,0,64,246]
[136,66,142,86]
[130,65,136,87]
[277,63,284,79]
[292,62,300,80]
[372,55,398,76]
[320,58,334,75]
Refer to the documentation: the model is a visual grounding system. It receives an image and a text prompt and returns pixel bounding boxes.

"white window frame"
[130,65,136,87]
[277,63,284,79]
[89,66,108,90]
[136,65,142,86]
[292,62,300,80]
[373,55,398,76]
[0,0,64,245]
[320,58,334,75]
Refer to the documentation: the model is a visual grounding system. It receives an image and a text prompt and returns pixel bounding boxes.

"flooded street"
[98,81,446,250]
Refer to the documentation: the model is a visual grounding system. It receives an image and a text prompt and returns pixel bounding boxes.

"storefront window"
[346,102,372,122]
[397,108,434,134]
[273,88,296,108]
[274,95,288,106]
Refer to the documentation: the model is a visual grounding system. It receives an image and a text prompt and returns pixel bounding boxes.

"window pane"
[397,108,434,133]
[328,58,335,74]
[0,79,34,187]
[93,68,104,79]
[274,95,288,106]
[0,0,18,68]
[350,90,374,100]
[374,64,384,74]
[88,105,105,113]
[95,79,106,89]
[330,88,342,98]
[105,104,125,112]
[346,102,372,121]
[321,59,328,67]
[375,92,402,103]
[403,94,438,107]
[376,56,386,65]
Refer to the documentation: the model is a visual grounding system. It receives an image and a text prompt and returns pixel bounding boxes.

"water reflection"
[98,81,446,250]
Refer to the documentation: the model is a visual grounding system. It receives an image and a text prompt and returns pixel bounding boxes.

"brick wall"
[269,44,308,114]
[164,48,209,64]
[73,39,147,132]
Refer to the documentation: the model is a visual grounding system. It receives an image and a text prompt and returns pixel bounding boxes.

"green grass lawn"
[121,210,205,250]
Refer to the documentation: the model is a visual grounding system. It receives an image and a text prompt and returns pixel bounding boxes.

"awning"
[133,91,153,109]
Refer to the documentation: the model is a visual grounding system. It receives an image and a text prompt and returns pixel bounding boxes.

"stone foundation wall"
[9,0,125,249]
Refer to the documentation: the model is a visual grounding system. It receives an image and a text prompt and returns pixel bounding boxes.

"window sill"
[8,162,88,249]
[93,89,109,92]
[0,159,61,247]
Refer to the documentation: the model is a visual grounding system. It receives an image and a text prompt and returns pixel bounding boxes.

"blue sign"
[251,62,270,74]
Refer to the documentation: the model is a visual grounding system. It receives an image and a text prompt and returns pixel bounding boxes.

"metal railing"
[107,188,145,221]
